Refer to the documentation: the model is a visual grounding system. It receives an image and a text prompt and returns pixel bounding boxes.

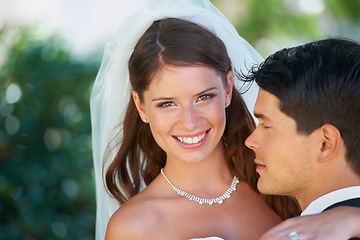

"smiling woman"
[103,17,285,240]
[90,0,301,239]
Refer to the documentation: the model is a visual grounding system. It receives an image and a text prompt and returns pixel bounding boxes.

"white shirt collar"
[301,186,360,216]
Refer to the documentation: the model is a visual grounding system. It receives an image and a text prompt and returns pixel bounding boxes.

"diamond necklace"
[160,168,239,205]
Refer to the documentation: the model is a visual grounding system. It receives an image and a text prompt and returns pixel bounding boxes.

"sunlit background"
[1,0,359,239]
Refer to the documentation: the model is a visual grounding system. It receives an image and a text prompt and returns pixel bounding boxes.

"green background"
[1,0,359,239]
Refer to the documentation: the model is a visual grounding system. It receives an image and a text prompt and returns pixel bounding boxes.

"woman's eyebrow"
[152,87,218,102]
[194,87,217,97]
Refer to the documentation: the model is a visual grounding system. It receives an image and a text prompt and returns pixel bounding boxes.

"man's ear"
[317,124,342,163]
[225,71,233,106]
[132,90,148,122]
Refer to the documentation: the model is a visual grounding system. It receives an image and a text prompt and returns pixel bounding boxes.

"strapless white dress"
[189,237,224,240]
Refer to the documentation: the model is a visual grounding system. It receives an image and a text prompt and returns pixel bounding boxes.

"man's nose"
[245,130,260,151]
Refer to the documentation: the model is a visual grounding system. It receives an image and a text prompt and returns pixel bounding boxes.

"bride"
[90,0,360,239]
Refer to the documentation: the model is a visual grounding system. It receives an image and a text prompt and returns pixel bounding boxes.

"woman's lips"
[173,129,210,148]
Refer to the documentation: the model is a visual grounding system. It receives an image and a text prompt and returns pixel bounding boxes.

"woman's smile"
[173,129,210,146]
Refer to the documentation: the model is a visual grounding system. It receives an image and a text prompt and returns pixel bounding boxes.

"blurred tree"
[212,0,360,57]
[0,25,99,239]
[325,0,360,21]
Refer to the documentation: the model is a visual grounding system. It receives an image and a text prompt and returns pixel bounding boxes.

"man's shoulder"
[323,199,360,240]
[325,197,360,211]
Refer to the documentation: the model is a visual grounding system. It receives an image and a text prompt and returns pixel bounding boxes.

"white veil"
[90,0,263,239]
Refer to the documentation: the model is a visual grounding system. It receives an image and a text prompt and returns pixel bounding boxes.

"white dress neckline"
[189,237,224,240]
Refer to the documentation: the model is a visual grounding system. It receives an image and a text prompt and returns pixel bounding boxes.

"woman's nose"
[179,105,200,131]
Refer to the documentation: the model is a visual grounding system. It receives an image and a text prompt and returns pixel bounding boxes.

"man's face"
[245,88,318,199]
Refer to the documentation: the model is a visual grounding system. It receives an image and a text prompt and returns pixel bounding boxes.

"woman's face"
[132,65,233,164]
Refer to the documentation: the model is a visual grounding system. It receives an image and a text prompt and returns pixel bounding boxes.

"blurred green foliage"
[0,26,99,239]
[0,0,359,239]
[325,0,360,21]
[213,0,360,57]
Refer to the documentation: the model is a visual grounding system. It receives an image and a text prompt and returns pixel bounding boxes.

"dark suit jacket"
[323,197,360,240]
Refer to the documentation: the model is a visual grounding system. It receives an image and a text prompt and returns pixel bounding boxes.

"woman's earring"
[225,103,229,107]
[143,118,148,123]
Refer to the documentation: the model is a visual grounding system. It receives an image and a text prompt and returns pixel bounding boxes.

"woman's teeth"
[177,132,206,144]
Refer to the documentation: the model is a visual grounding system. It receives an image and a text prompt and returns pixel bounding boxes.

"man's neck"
[298,163,360,210]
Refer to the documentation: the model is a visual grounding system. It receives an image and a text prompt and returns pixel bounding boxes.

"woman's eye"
[197,94,215,102]
[157,102,175,108]
[260,123,270,129]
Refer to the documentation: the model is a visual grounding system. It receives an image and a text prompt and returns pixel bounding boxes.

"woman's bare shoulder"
[105,188,164,239]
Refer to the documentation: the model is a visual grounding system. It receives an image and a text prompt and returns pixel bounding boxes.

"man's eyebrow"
[254,113,272,121]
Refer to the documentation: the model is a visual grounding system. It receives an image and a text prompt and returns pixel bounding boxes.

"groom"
[245,38,360,239]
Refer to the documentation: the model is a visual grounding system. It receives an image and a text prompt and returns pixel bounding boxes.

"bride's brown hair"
[105,18,300,219]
